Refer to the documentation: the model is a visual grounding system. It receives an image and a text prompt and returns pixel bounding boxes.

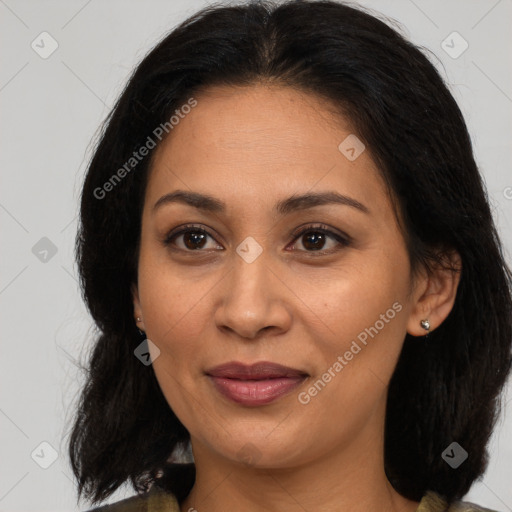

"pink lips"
[206,361,308,406]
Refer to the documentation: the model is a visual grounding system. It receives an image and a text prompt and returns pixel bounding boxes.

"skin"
[132,83,461,512]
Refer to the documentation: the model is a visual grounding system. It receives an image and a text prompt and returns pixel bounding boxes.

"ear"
[131,283,145,332]
[406,250,462,337]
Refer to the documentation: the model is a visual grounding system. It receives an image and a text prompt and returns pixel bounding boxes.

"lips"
[205,361,308,380]
[206,361,308,406]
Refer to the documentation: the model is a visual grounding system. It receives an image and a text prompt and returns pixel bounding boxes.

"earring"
[136,317,145,336]
[420,319,430,338]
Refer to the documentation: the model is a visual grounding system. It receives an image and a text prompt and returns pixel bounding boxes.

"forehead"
[145,83,390,218]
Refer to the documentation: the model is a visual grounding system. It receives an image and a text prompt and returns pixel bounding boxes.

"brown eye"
[289,224,351,254]
[164,225,223,252]
[182,231,208,250]
[300,231,328,251]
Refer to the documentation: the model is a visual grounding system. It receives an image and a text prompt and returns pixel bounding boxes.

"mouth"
[205,361,309,406]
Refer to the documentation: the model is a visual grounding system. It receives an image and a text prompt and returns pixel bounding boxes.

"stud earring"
[135,317,145,336]
[420,319,430,339]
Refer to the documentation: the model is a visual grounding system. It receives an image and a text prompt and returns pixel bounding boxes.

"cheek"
[295,256,410,390]
[137,260,211,418]
[136,248,209,357]
[303,255,408,335]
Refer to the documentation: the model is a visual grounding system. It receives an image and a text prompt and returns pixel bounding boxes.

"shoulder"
[83,485,180,512]
[447,500,499,512]
[83,462,194,512]
[418,491,500,512]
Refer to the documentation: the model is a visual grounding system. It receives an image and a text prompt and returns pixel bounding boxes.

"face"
[133,83,423,470]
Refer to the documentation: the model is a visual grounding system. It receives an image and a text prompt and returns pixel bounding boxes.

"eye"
[288,223,351,254]
[163,223,351,255]
[163,224,223,251]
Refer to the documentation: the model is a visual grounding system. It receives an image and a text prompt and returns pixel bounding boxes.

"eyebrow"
[152,189,370,215]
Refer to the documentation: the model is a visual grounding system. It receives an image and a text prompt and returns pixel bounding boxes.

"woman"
[68,1,512,511]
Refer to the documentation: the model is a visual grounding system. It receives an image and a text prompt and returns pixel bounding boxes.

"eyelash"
[163,223,351,256]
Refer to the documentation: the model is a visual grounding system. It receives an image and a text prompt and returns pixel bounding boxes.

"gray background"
[1,0,511,510]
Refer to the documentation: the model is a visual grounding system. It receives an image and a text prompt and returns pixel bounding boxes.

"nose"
[214,249,292,340]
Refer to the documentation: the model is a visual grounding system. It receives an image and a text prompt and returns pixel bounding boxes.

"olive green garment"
[84,485,179,512]
[85,487,498,512]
